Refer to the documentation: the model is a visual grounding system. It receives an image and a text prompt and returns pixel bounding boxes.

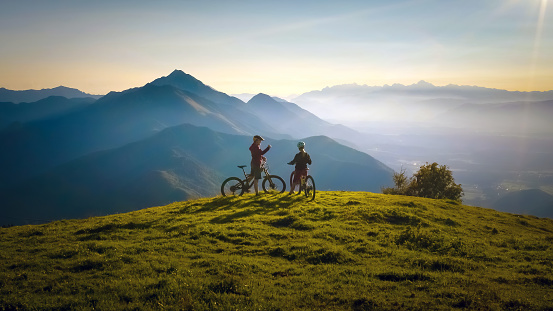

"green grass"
[1,191,552,310]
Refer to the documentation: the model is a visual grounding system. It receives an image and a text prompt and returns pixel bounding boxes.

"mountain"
[245,93,375,149]
[492,189,553,218]
[0,83,282,189]
[0,124,393,226]
[0,86,102,103]
[291,81,553,126]
[2,192,553,309]
[0,96,95,129]
[0,70,380,190]
[150,69,244,106]
[246,93,335,137]
[150,70,367,142]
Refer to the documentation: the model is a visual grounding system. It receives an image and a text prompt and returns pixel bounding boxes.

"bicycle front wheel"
[304,176,316,201]
[221,177,245,196]
[262,175,286,194]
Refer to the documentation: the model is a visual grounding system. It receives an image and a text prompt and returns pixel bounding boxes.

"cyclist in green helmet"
[288,141,312,194]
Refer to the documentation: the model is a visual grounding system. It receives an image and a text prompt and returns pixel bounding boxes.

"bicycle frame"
[238,161,268,189]
[289,168,316,201]
[221,160,286,196]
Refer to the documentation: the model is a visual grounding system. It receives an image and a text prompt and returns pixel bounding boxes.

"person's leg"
[254,177,259,194]
[290,169,300,194]
[289,181,296,194]
[252,165,262,195]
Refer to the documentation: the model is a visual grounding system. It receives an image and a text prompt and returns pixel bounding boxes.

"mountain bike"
[221,159,286,196]
[289,169,316,201]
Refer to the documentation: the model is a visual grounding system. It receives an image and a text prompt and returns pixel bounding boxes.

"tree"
[382,162,463,201]
[381,167,414,196]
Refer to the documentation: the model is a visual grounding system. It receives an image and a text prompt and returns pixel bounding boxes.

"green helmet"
[297,141,305,148]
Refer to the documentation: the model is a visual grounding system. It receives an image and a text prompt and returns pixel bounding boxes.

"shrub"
[382,163,463,201]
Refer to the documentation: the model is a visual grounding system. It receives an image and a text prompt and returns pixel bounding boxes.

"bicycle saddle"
[237,165,247,168]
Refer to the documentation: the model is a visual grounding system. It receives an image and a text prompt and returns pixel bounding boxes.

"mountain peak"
[151,70,211,95]
[150,70,244,106]
[160,70,204,86]
[247,93,284,106]
[167,69,190,78]
[248,93,274,102]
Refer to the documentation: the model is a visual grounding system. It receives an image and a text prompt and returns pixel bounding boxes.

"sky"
[1,0,552,97]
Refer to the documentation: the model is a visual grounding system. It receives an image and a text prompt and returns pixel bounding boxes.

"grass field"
[1,191,552,310]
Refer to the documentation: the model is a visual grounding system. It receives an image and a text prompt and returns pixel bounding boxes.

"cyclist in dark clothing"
[288,141,312,194]
[246,135,271,195]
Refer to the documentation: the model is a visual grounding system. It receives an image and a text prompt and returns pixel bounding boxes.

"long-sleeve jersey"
[249,143,271,167]
[289,151,312,170]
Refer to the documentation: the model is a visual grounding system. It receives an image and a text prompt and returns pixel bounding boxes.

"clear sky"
[1,0,551,97]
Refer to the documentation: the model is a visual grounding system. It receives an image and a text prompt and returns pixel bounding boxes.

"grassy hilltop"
[1,191,552,310]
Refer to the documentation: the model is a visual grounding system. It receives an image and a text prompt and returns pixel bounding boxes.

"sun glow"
[531,0,548,83]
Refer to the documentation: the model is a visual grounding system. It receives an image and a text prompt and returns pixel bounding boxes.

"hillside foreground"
[1,191,552,310]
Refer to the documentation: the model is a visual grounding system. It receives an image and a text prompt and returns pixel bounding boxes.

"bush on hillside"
[382,162,463,201]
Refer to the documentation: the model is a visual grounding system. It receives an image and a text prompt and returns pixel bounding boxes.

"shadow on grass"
[207,194,309,224]
[75,221,155,235]
[376,271,431,282]
[210,209,262,224]
[74,221,157,241]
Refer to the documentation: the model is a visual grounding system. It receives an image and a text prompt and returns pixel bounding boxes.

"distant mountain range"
[0,70,393,226]
[0,86,102,104]
[0,96,96,129]
[291,81,553,134]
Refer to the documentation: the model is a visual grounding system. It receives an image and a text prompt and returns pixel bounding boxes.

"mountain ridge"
[0,86,103,103]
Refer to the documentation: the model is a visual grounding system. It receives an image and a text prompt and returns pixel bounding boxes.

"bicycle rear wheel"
[221,177,245,196]
[262,175,286,194]
[289,171,296,193]
[304,176,316,201]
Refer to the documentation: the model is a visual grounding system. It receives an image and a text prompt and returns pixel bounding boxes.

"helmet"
[254,135,264,141]
[297,141,305,148]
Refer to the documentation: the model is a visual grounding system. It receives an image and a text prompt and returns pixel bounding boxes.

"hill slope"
[0,124,393,226]
[1,192,552,310]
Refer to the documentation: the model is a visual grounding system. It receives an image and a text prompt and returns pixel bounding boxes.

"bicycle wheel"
[304,176,316,201]
[221,177,245,196]
[262,175,286,194]
[289,171,296,193]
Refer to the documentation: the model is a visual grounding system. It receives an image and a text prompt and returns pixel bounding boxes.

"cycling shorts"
[250,165,262,179]
[293,169,308,183]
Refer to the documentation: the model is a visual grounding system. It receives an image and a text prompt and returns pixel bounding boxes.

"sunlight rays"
[508,0,549,167]
[530,0,548,90]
